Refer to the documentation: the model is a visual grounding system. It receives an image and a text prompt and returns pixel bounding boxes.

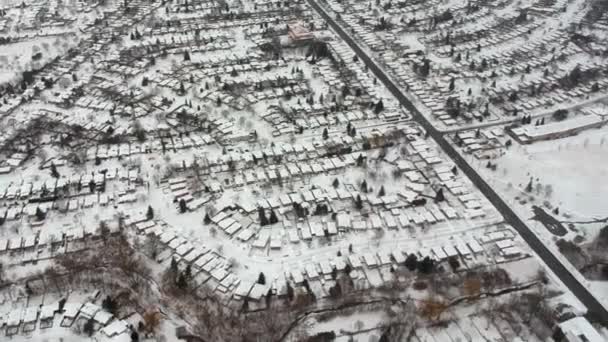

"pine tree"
[322,128,329,140]
[84,318,95,336]
[258,207,268,226]
[286,282,294,301]
[183,50,190,61]
[525,178,533,192]
[435,188,445,202]
[50,163,60,178]
[170,257,178,274]
[204,213,211,224]
[179,198,187,213]
[378,185,385,197]
[176,272,187,289]
[147,205,154,220]
[184,264,192,279]
[361,180,368,193]
[257,272,266,285]
[269,210,278,224]
[355,194,363,210]
[332,178,339,188]
[35,207,46,221]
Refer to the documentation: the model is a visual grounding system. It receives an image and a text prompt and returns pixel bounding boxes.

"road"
[307,0,608,324]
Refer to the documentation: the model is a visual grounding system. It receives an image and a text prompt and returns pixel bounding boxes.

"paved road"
[307,0,608,324]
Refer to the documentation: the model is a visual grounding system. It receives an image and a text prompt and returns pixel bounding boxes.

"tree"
[525,178,533,192]
[258,207,268,226]
[83,317,95,336]
[420,298,447,321]
[419,59,430,77]
[322,128,329,140]
[355,194,363,210]
[379,331,390,342]
[448,256,460,271]
[361,180,368,193]
[204,213,211,224]
[89,179,96,193]
[176,272,187,289]
[258,272,266,285]
[553,109,568,121]
[58,298,66,311]
[374,99,384,114]
[378,185,385,197]
[269,210,278,224]
[35,207,46,221]
[184,264,192,279]
[356,154,364,166]
[183,50,190,61]
[142,310,161,335]
[448,77,455,91]
[179,198,187,213]
[102,295,117,314]
[146,205,154,220]
[332,178,339,188]
[50,163,60,178]
[417,256,434,274]
[131,330,139,342]
[170,257,178,274]
[435,188,444,202]
[463,277,482,296]
[405,254,417,271]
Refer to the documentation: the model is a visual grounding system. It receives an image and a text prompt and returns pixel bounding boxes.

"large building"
[287,21,314,43]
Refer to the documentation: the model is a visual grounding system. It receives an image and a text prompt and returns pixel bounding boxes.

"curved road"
[307,0,608,324]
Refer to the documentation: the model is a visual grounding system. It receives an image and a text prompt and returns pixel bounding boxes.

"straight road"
[307,0,608,324]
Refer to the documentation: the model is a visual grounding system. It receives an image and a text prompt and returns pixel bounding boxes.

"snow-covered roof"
[558,317,604,342]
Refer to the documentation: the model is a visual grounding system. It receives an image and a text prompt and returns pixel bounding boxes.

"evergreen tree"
[355,194,363,210]
[179,198,187,213]
[269,210,278,224]
[257,272,266,285]
[183,50,190,61]
[35,207,46,221]
[184,264,192,279]
[84,318,95,336]
[258,207,268,226]
[170,257,178,274]
[405,254,418,271]
[286,282,294,301]
[378,185,385,197]
[525,178,533,192]
[417,256,434,274]
[435,188,445,202]
[50,163,60,178]
[322,128,329,140]
[146,205,154,220]
[204,213,211,224]
[332,178,339,188]
[176,272,187,289]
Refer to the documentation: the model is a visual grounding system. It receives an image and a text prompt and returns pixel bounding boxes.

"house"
[555,316,604,342]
